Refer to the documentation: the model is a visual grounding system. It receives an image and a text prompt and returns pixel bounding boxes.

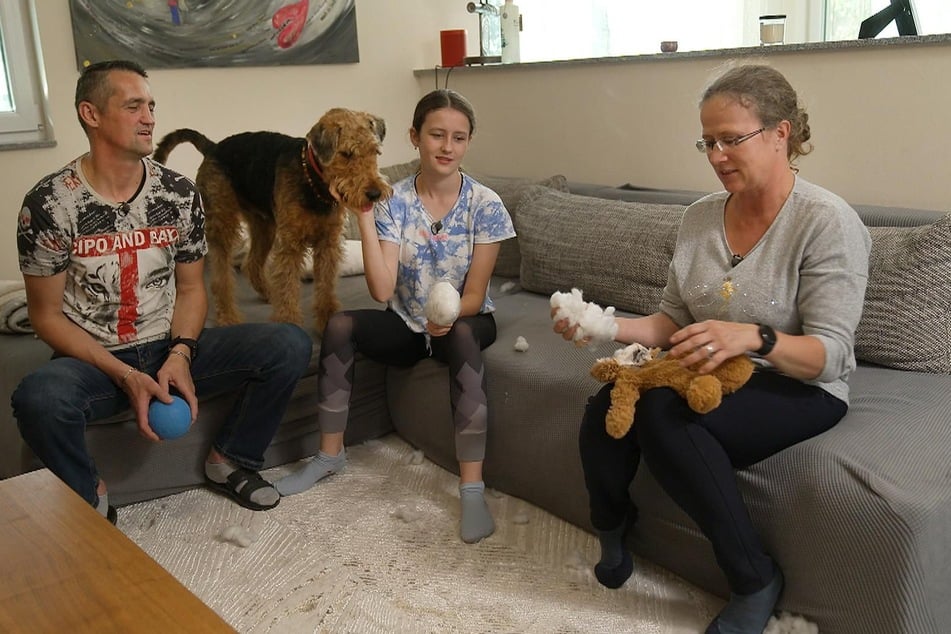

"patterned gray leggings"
[317,309,497,462]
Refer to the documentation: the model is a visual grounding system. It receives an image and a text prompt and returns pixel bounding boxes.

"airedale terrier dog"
[153,108,391,333]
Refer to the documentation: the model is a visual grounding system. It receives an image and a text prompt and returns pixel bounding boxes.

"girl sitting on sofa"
[275,89,515,544]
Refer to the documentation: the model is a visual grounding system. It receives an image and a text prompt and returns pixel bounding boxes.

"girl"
[276,89,515,544]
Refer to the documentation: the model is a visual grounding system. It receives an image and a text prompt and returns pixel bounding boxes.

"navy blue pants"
[579,370,847,594]
[12,323,312,507]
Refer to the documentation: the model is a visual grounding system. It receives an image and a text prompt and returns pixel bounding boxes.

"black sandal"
[206,468,279,511]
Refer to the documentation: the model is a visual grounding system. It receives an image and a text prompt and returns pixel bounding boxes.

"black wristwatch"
[756,324,777,356]
[170,336,199,360]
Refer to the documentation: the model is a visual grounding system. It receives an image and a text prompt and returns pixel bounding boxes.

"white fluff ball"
[425,281,461,326]
[219,525,255,548]
[513,336,529,352]
[550,288,618,344]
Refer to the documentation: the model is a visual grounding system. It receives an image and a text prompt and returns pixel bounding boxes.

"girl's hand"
[426,320,452,337]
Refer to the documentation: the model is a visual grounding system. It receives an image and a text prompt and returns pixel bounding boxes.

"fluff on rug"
[118,434,817,633]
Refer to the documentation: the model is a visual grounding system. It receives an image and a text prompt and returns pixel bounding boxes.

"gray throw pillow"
[380,158,420,185]
[464,171,570,278]
[854,213,951,373]
[515,186,686,316]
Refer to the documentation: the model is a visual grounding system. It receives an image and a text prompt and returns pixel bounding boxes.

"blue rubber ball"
[148,395,191,439]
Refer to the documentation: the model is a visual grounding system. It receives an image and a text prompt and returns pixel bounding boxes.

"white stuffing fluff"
[550,288,618,344]
[598,342,655,367]
[764,612,819,634]
[564,549,589,572]
[499,280,517,293]
[392,505,423,522]
[219,525,256,548]
[512,511,530,525]
[405,449,425,466]
[425,281,461,326]
[513,336,529,352]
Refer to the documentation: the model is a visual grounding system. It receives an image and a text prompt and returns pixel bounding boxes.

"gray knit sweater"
[659,177,871,404]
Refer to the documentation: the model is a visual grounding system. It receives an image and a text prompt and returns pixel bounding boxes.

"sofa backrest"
[512,184,951,375]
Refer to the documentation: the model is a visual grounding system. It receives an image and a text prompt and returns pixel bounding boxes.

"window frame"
[0,0,54,149]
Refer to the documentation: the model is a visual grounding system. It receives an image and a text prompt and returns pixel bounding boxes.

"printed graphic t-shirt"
[17,156,205,348]
[375,173,515,333]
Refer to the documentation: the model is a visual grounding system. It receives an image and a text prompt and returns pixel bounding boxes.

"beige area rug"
[118,434,724,633]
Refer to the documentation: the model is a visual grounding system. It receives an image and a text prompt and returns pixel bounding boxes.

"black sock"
[594,521,634,589]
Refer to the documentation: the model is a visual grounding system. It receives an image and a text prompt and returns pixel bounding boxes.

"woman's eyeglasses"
[695,127,765,154]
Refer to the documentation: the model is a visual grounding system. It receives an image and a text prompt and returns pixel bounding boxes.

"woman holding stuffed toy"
[553,64,870,633]
[276,89,514,544]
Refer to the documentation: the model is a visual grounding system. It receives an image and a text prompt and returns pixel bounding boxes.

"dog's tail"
[152,129,216,164]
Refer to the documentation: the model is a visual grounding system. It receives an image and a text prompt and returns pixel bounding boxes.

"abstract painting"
[69,0,359,70]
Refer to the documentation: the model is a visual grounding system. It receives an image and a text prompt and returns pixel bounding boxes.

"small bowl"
[660,40,678,53]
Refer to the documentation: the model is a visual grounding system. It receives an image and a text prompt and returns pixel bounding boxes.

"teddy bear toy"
[591,342,755,439]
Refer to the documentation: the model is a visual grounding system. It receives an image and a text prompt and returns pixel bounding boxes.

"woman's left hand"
[668,319,758,372]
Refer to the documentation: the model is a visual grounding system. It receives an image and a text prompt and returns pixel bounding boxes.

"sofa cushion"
[464,171,570,278]
[854,212,951,373]
[515,186,685,316]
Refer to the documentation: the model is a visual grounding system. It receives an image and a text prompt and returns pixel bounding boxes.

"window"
[0,0,52,148]
[515,0,817,61]
[826,1,951,40]
[514,1,950,63]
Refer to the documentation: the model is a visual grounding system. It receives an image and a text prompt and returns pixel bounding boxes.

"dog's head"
[307,108,392,212]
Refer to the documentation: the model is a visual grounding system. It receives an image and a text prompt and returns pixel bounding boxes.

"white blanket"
[0,280,31,334]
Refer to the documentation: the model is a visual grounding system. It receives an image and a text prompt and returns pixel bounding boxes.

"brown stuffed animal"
[591,343,755,439]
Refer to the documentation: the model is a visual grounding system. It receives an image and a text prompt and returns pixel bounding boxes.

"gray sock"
[205,461,280,508]
[274,449,346,496]
[95,491,109,517]
[459,481,495,543]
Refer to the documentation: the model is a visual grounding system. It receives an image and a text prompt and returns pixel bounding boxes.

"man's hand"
[119,369,163,442]
[156,353,198,424]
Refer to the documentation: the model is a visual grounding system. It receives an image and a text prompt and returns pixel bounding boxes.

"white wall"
[2,3,950,280]
[437,44,951,216]
[0,1,472,280]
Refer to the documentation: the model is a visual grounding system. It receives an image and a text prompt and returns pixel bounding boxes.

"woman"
[276,89,515,544]
[556,64,870,633]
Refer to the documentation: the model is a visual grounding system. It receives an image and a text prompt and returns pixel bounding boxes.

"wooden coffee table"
[0,469,235,633]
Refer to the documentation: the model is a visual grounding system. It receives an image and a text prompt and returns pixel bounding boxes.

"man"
[12,60,312,522]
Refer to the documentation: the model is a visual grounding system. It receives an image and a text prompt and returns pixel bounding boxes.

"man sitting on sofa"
[11,59,312,523]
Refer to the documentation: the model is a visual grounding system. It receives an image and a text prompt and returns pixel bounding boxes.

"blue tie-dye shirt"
[375,173,515,333]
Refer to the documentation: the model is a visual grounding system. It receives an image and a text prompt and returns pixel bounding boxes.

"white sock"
[96,491,109,517]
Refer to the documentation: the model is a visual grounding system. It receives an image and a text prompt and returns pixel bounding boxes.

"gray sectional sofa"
[2,163,949,634]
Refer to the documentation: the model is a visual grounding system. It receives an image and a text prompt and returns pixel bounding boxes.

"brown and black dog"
[153,108,391,333]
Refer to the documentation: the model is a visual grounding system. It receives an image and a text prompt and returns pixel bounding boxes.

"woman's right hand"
[551,308,590,346]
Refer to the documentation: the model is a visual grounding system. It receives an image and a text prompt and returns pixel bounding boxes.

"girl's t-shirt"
[375,172,515,333]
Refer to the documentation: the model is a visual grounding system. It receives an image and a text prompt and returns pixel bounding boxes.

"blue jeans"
[11,323,312,507]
